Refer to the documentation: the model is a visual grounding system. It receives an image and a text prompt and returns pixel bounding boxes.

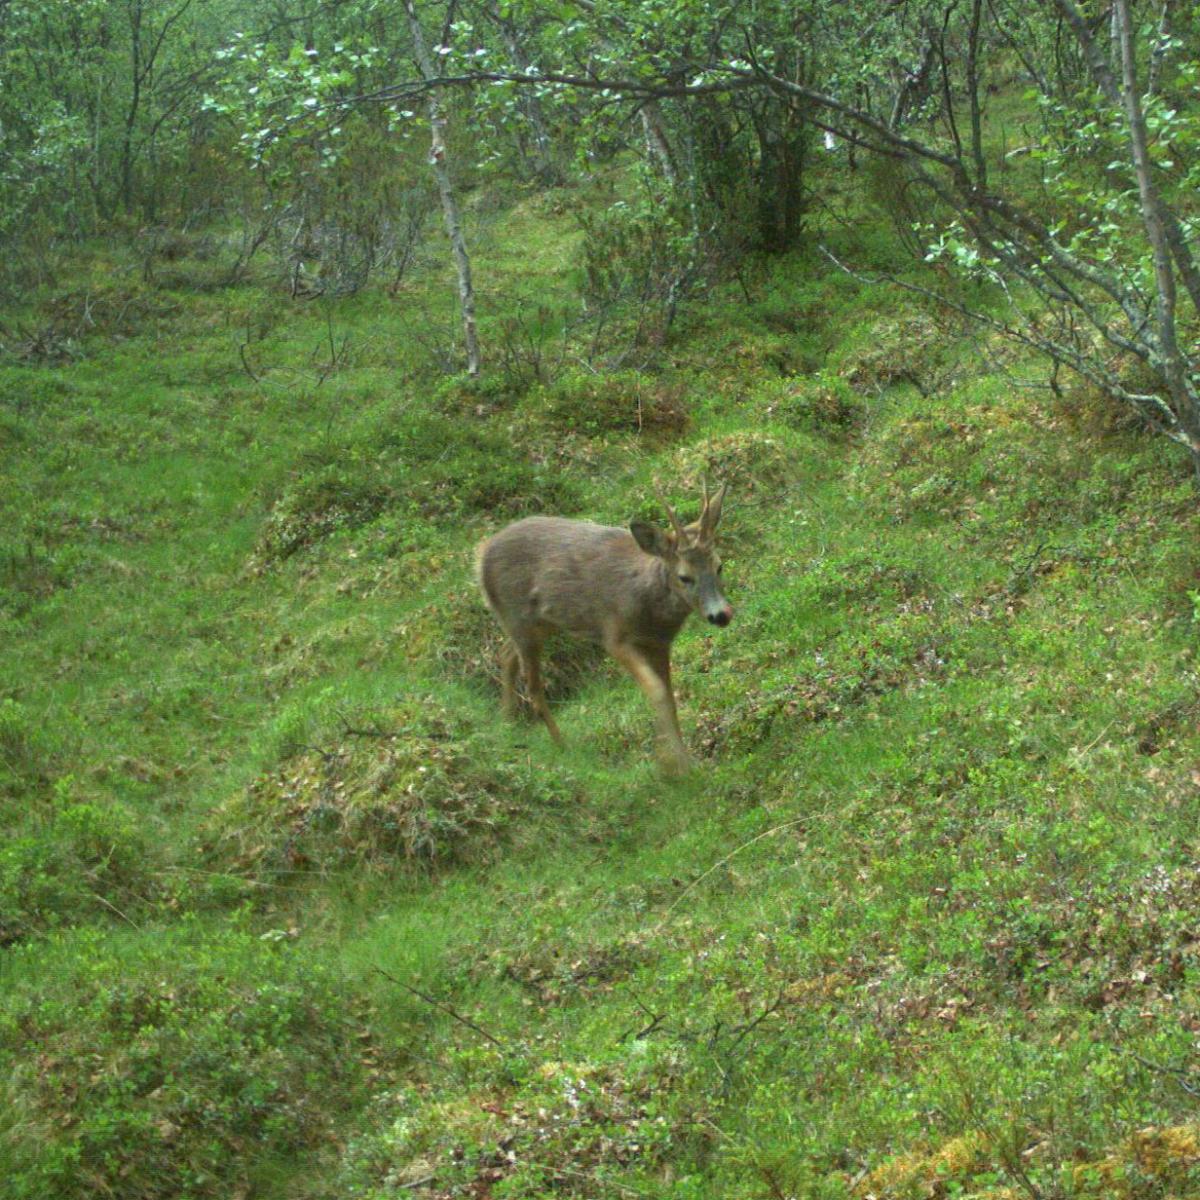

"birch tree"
[402,0,480,376]
[388,0,1200,469]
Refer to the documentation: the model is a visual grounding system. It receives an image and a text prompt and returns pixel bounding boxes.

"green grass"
[3,172,1200,1199]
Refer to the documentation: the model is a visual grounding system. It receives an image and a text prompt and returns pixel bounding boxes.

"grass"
[3,167,1200,1199]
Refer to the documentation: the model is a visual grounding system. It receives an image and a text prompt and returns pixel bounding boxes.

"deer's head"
[631,482,734,627]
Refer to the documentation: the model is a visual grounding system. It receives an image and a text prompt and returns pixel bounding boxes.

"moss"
[523,368,691,441]
[201,699,572,875]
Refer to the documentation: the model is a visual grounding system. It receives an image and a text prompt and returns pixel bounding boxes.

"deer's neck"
[640,557,692,642]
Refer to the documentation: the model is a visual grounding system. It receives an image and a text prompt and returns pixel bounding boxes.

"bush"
[0,931,362,1200]
[0,777,158,944]
[576,182,715,352]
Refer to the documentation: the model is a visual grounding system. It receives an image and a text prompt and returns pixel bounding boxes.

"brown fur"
[475,487,731,772]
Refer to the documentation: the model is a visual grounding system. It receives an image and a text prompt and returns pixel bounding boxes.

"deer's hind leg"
[499,640,522,719]
[514,628,563,745]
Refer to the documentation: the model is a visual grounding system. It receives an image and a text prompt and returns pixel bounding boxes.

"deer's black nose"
[708,608,732,627]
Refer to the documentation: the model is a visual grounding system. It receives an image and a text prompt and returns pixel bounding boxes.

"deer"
[474,483,733,773]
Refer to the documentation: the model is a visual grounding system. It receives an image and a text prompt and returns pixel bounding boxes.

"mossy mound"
[202,700,570,875]
[856,1133,997,1198]
[332,1056,690,1198]
[754,368,868,437]
[855,1124,1200,1199]
[254,463,395,566]
[523,368,691,441]
[833,308,960,395]
[664,428,806,502]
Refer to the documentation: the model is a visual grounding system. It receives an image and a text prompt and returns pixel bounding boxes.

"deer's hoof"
[660,750,695,778]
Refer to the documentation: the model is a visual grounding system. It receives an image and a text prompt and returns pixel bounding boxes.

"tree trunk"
[121,0,144,214]
[491,5,561,185]
[403,0,480,376]
[1114,0,1200,460]
[751,104,808,253]
[640,101,678,184]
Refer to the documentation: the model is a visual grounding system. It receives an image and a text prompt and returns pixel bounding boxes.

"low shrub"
[0,777,159,944]
[526,368,690,441]
[0,541,78,618]
[0,698,60,801]
[0,931,362,1200]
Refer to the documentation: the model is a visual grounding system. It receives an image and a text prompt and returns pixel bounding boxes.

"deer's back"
[477,516,662,641]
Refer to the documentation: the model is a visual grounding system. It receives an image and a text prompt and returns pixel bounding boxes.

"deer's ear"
[631,520,673,559]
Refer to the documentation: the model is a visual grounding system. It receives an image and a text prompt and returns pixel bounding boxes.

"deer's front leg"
[607,638,691,774]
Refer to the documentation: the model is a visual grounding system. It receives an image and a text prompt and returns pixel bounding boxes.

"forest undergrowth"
[3,170,1200,1199]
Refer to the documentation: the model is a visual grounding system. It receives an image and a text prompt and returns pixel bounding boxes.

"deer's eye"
[679,574,695,585]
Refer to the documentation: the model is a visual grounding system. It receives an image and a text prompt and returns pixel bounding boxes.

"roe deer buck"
[475,483,732,772]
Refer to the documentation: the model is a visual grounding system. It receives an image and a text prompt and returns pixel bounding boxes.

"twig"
[651,817,808,934]
[374,966,505,1050]
[90,891,141,929]
[286,741,341,763]
[238,338,260,383]
[1067,721,1115,767]
[725,988,787,1056]
[1130,1050,1200,1097]
[615,994,670,1044]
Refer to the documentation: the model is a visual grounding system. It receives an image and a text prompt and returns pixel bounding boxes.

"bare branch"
[374,966,505,1049]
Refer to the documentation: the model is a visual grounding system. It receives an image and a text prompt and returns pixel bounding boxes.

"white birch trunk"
[640,102,678,184]
[1114,0,1200,460]
[491,4,560,184]
[403,0,480,376]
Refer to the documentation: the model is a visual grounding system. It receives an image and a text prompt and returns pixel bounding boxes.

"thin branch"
[818,243,1188,443]
[1130,1050,1200,1097]
[374,966,506,1049]
[936,5,965,166]
[90,890,141,928]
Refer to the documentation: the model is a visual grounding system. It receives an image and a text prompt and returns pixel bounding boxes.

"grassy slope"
[3,176,1200,1199]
